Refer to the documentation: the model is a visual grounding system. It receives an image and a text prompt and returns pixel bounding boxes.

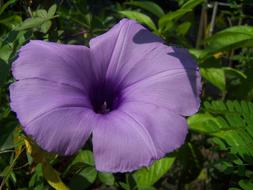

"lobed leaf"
[189,101,253,160]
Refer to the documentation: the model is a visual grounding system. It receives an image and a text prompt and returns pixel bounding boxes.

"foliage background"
[1,0,253,189]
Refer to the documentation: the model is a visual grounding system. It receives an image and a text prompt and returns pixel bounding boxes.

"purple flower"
[9,19,201,172]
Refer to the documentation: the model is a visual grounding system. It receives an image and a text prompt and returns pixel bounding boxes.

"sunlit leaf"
[200,67,226,91]
[188,113,221,134]
[204,26,253,55]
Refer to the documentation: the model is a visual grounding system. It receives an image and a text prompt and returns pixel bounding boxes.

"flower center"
[88,80,121,114]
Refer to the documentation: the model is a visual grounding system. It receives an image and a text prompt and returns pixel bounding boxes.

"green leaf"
[204,26,253,56]
[231,54,253,62]
[0,166,11,177]
[181,0,203,9]
[79,167,97,183]
[126,1,164,17]
[0,122,16,151]
[210,137,227,150]
[36,9,48,18]
[28,164,44,188]
[64,150,94,176]
[0,15,22,29]
[24,138,50,163]
[239,180,253,190]
[217,25,253,36]
[42,162,70,190]
[188,113,221,134]
[0,0,16,15]
[133,157,175,188]
[139,187,156,190]
[98,172,115,186]
[0,59,10,87]
[119,182,130,190]
[119,10,157,31]
[15,16,56,31]
[189,49,205,59]
[189,100,253,160]
[0,43,13,62]
[224,67,247,79]
[48,4,57,17]
[158,8,191,30]
[40,21,52,33]
[176,143,204,183]
[200,67,226,91]
[73,150,94,166]
[176,22,191,36]
[68,167,97,190]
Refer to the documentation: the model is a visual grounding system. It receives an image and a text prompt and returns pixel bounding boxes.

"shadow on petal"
[133,29,164,44]
[132,29,201,100]
[167,47,201,97]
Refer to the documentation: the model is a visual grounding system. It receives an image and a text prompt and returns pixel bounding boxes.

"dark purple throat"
[88,79,122,114]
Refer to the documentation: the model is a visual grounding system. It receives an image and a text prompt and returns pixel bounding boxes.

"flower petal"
[10,79,91,126]
[89,19,164,81]
[122,68,201,116]
[92,102,187,172]
[89,19,129,80]
[121,102,188,155]
[25,107,96,155]
[12,40,94,92]
[89,19,200,115]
